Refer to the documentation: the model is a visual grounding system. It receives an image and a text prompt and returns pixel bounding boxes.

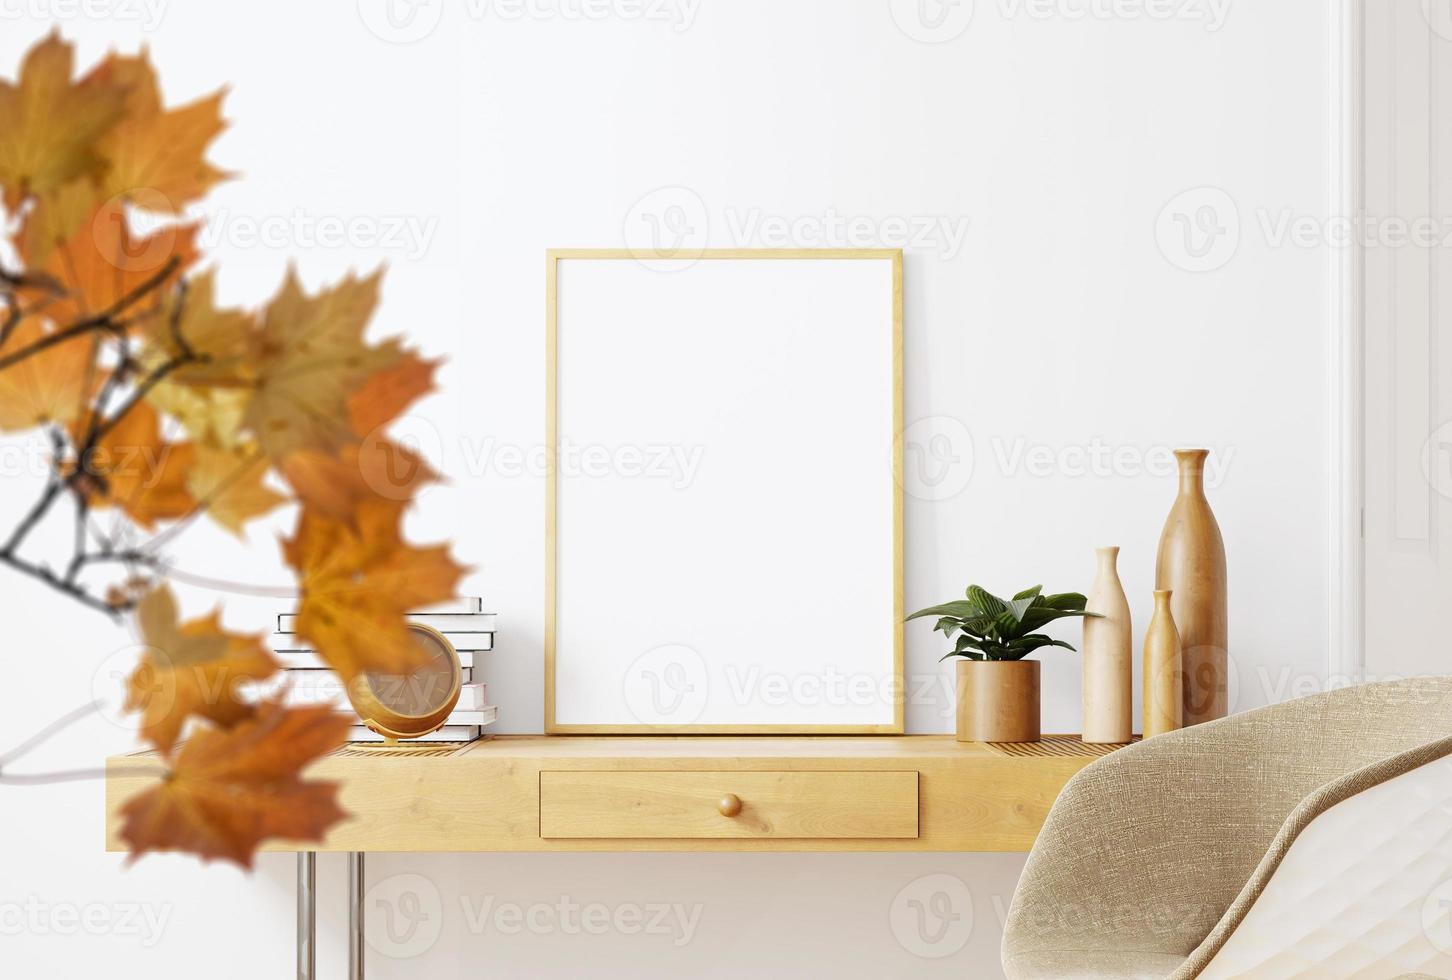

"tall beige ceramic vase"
[1143,589,1183,738]
[1155,448,1228,727]
[1081,546,1132,744]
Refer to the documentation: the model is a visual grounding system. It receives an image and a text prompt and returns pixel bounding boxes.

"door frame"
[1329,0,1365,684]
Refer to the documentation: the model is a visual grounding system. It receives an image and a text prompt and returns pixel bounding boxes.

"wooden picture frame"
[545,248,903,733]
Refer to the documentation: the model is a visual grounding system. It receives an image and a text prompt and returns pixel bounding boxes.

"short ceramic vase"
[1143,589,1183,738]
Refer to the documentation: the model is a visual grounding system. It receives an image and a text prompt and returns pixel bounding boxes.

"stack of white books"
[266,597,499,743]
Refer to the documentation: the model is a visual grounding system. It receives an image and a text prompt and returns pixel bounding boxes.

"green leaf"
[954,634,991,656]
[906,598,975,621]
[993,610,1024,638]
[906,600,980,622]
[1004,596,1034,623]
[917,584,1092,659]
[961,615,996,634]
[1018,605,1095,632]
[1010,634,1079,654]
[966,585,1007,618]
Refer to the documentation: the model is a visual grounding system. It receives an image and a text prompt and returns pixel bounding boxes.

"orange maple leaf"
[41,200,197,324]
[186,443,288,535]
[118,701,349,868]
[347,349,439,437]
[126,585,280,755]
[88,52,231,213]
[0,32,127,211]
[146,269,256,387]
[0,317,93,431]
[281,438,438,523]
[11,49,225,267]
[12,177,100,270]
[282,497,464,680]
[145,381,248,452]
[79,399,196,529]
[245,269,400,460]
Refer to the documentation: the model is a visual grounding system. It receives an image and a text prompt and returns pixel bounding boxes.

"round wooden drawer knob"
[717,793,743,817]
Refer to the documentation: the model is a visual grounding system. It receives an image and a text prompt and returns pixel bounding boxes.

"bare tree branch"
[0,701,102,767]
[0,294,21,350]
[0,266,64,297]
[0,256,180,373]
[0,427,66,557]
[0,702,167,784]
[0,552,130,618]
[0,276,203,618]
[0,768,121,785]
[165,564,298,599]
[64,494,91,585]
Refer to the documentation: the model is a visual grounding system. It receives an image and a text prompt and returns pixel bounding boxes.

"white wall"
[0,1,1334,976]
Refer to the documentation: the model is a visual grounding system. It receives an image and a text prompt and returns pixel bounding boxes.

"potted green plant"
[908,585,1096,742]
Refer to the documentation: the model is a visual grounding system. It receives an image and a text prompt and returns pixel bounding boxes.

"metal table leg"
[349,852,365,980]
[297,852,316,980]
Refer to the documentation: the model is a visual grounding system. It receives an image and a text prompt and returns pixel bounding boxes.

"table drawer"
[538,770,919,839]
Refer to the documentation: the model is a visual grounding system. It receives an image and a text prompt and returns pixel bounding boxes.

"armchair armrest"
[1003,728,1280,973]
[1185,735,1452,979]
[1003,679,1452,979]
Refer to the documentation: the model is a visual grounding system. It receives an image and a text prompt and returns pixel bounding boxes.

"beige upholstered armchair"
[1002,677,1452,979]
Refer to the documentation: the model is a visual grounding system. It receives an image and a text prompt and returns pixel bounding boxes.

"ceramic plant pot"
[956,659,1041,743]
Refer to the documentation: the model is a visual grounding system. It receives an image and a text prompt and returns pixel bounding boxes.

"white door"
[1362,1,1452,678]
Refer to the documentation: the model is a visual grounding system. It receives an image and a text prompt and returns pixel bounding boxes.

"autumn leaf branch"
[0,33,462,867]
[0,269,200,617]
[0,256,179,373]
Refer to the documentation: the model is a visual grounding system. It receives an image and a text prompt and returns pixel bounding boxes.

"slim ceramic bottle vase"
[1082,546,1132,743]
[1143,589,1183,738]
[1155,448,1228,727]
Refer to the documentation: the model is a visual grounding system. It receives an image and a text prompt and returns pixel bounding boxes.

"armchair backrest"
[1003,676,1452,968]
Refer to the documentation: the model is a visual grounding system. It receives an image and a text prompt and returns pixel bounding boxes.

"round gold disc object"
[346,624,462,740]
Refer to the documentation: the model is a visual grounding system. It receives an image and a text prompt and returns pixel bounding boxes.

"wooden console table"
[104,734,1122,977]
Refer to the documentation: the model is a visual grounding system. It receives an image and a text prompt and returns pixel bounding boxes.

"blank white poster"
[550,252,900,731]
